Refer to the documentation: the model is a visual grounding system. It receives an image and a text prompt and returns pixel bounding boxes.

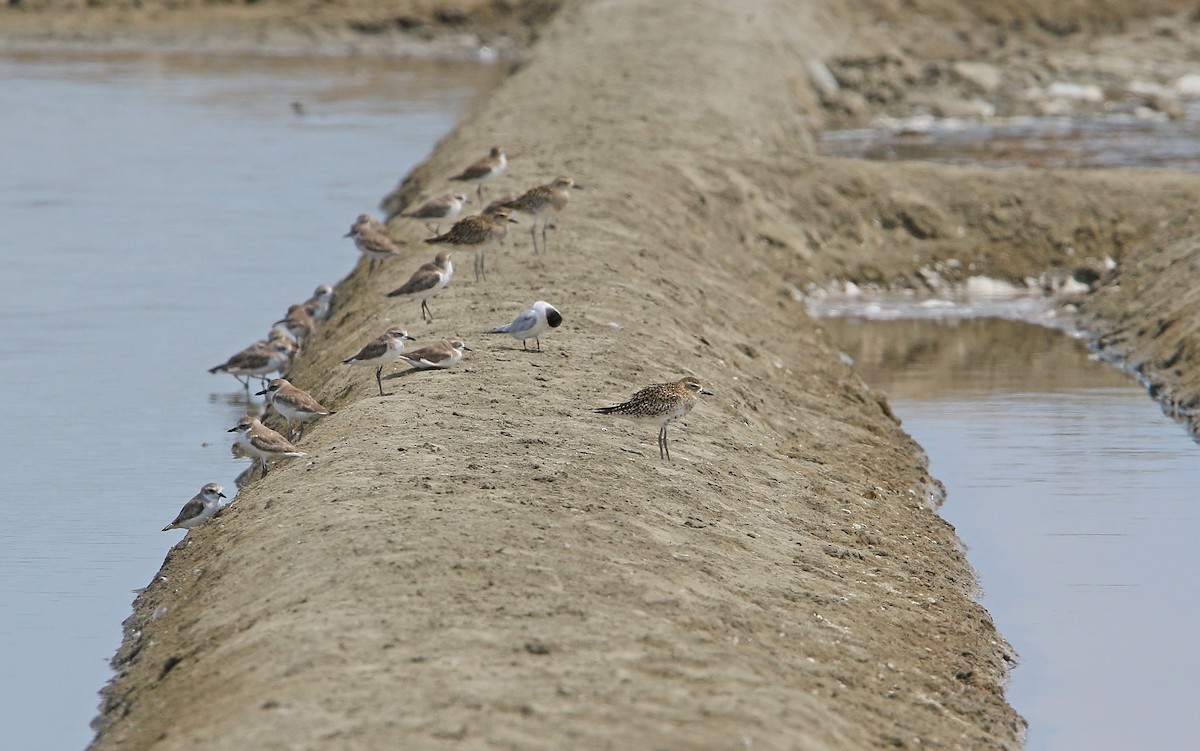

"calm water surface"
[823,317,1200,751]
[0,51,498,749]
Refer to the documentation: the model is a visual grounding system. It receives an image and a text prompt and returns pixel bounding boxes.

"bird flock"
[165,146,711,534]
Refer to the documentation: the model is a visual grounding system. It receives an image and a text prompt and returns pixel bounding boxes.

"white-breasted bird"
[483,300,563,352]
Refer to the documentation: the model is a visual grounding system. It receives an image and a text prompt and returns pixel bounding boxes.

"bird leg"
[659,425,670,461]
[542,219,550,253]
[421,300,433,323]
[530,221,539,254]
[475,249,486,282]
[375,366,384,397]
[261,458,270,477]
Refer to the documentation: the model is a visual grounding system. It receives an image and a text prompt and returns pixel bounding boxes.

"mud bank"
[74,0,1200,749]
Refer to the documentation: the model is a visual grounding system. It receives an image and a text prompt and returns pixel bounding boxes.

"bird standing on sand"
[162,483,226,532]
[256,378,334,440]
[503,175,582,254]
[345,214,406,271]
[483,300,563,351]
[400,192,470,234]
[228,416,307,477]
[342,326,416,396]
[386,251,454,323]
[449,146,507,200]
[425,206,517,282]
[595,377,714,461]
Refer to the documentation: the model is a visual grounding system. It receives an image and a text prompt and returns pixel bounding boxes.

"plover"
[400,191,470,234]
[227,416,307,477]
[345,213,406,271]
[209,338,294,388]
[305,284,335,323]
[256,378,334,440]
[595,377,713,461]
[343,326,416,396]
[425,206,518,282]
[449,145,507,200]
[483,300,563,351]
[162,482,226,532]
[274,303,316,344]
[386,251,454,323]
[396,338,471,371]
[503,175,582,254]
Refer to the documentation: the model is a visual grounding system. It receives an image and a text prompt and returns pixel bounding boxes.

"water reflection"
[824,316,1200,751]
[0,50,497,749]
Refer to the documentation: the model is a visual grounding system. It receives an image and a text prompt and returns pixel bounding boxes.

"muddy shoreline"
[24,0,1195,749]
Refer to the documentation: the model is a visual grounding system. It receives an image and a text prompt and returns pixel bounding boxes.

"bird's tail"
[208,364,226,374]
[425,236,446,245]
[483,325,511,334]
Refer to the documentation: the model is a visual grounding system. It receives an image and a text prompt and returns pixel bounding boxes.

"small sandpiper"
[228,415,307,477]
[305,284,335,323]
[400,191,470,234]
[345,214,406,271]
[386,251,454,323]
[483,300,563,351]
[274,303,317,344]
[396,338,471,371]
[449,145,507,200]
[503,175,582,254]
[595,377,713,461]
[425,206,517,282]
[209,337,294,388]
[343,326,416,396]
[162,482,226,532]
[256,378,334,440]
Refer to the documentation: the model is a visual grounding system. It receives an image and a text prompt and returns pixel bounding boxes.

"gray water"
[822,317,1200,751]
[0,50,498,749]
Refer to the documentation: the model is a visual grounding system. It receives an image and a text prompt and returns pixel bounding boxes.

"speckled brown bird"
[595,376,713,461]
[503,175,582,254]
[424,207,517,282]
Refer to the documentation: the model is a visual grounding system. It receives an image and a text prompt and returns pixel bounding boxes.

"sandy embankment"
[62,0,1200,748]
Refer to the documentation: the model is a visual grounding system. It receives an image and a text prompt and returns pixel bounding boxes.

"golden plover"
[595,376,713,461]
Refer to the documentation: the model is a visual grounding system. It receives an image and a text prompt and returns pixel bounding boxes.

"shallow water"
[0,51,498,749]
[818,109,1200,171]
[821,316,1200,751]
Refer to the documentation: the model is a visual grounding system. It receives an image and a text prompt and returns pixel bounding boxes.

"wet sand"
[23,0,1196,748]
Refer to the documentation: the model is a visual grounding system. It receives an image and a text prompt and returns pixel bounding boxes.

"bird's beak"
[700,389,714,396]
[218,492,227,499]
[255,388,268,396]
[571,183,585,190]
[405,335,417,341]
[343,231,353,237]
[463,344,474,351]
[227,426,238,432]
[508,217,519,223]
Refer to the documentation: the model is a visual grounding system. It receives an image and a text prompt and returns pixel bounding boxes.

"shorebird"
[595,377,713,461]
[162,483,226,532]
[305,284,334,323]
[343,326,416,396]
[449,145,507,200]
[345,213,406,271]
[274,303,316,344]
[227,416,307,477]
[503,175,582,254]
[483,300,563,351]
[425,206,517,282]
[256,378,334,440]
[483,191,522,216]
[400,191,470,234]
[386,251,454,323]
[209,337,294,388]
[396,338,471,371]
